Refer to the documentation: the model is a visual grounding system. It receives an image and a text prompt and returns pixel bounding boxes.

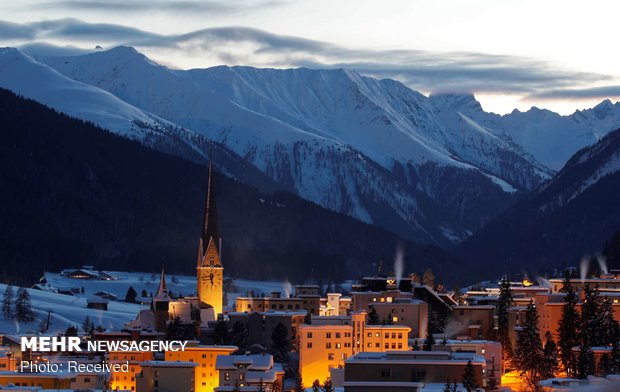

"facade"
[108,350,154,391]
[196,159,224,315]
[136,361,197,392]
[437,340,502,385]
[370,298,428,338]
[228,311,306,351]
[164,343,237,392]
[450,305,496,340]
[214,353,284,392]
[343,351,485,390]
[299,312,410,384]
[0,372,71,389]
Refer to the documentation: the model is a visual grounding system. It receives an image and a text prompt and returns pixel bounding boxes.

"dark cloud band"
[0,18,615,98]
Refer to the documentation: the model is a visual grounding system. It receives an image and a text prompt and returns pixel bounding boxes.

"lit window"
[328,353,335,360]
[336,343,341,348]
[224,373,230,381]
[367,333,372,338]
[392,317,398,323]
[387,297,393,303]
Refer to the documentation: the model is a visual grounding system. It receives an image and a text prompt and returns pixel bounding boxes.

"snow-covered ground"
[0,271,297,335]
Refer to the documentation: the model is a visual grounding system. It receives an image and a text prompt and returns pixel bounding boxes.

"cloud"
[0,18,614,96]
[527,85,620,100]
[38,0,284,14]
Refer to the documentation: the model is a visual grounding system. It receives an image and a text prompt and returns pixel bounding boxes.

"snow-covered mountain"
[10,45,619,246]
[25,46,560,245]
[0,47,279,193]
[431,93,620,170]
[456,126,620,281]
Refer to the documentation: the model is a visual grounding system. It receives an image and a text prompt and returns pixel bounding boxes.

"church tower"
[196,157,223,315]
[152,267,170,332]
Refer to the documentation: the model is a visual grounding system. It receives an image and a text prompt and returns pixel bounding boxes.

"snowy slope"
[29,47,557,244]
[431,93,620,171]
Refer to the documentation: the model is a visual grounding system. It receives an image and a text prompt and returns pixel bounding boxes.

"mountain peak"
[429,92,483,112]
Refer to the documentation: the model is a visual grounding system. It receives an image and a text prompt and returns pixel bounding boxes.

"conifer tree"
[321,379,335,392]
[15,287,34,322]
[580,285,603,347]
[124,286,138,303]
[2,285,14,319]
[443,380,452,392]
[541,331,559,379]
[599,297,620,346]
[367,306,380,325]
[213,319,231,345]
[611,341,620,374]
[462,360,479,392]
[558,277,580,377]
[311,379,321,392]
[423,331,435,351]
[576,342,595,379]
[231,321,249,353]
[294,371,305,392]
[514,301,544,390]
[496,278,514,365]
[256,378,266,392]
[413,339,421,351]
[271,322,290,363]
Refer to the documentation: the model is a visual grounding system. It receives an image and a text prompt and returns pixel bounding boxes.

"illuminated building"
[214,353,284,392]
[196,157,224,316]
[164,343,237,392]
[108,350,154,391]
[299,312,410,384]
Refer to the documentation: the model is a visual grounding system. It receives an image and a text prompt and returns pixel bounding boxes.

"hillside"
[456,127,620,279]
[0,88,463,286]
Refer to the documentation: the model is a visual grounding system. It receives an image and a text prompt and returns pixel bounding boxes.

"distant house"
[214,353,284,392]
[93,291,118,301]
[60,266,115,281]
[86,298,108,311]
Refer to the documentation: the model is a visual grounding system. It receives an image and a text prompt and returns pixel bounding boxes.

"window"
[84,378,90,383]
[412,369,427,382]
[328,353,335,360]
[288,304,292,309]
[398,343,402,349]
[381,368,392,377]
[307,342,312,349]
[375,333,380,337]
[307,332,313,338]
[367,343,372,348]
[391,343,396,349]
[392,333,396,339]
[341,353,347,360]
[224,372,230,381]
[326,332,332,338]
[326,343,332,349]
[336,343,341,348]
[385,343,389,349]
[247,304,251,309]
[239,373,245,381]
[202,354,207,359]
[385,333,389,339]
[398,333,402,339]
[367,332,372,338]
[335,332,341,338]
[375,343,380,348]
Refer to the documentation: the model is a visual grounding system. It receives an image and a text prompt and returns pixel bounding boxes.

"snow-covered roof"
[215,354,274,371]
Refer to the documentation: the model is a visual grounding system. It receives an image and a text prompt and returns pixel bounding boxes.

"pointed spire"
[158,266,167,295]
[201,147,220,255]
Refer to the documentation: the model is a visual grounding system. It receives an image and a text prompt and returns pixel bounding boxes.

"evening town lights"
[21,337,188,352]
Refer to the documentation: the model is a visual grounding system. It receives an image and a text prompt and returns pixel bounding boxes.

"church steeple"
[157,267,167,295]
[200,154,220,257]
[196,150,224,315]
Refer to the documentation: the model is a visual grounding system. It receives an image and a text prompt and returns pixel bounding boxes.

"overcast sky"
[1,0,619,114]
